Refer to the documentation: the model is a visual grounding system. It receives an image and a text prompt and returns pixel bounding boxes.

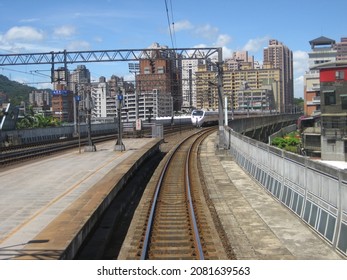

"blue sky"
[0,0,346,98]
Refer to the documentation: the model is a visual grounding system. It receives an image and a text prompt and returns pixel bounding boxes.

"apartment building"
[263,39,294,113]
[29,90,51,106]
[336,37,347,61]
[181,56,206,110]
[51,67,74,122]
[304,36,336,116]
[312,61,347,160]
[136,43,181,114]
[194,40,292,113]
[51,89,74,122]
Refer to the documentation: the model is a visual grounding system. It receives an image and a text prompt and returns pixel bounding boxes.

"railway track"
[0,123,193,166]
[138,127,226,260]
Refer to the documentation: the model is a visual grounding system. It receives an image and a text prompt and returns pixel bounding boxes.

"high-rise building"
[195,63,219,110]
[181,56,206,110]
[29,90,51,107]
[136,43,181,115]
[69,65,91,91]
[263,39,294,113]
[195,48,282,113]
[52,67,74,122]
[91,76,108,119]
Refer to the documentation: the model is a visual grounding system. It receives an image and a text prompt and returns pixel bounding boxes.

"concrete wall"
[224,127,347,257]
[268,123,297,144]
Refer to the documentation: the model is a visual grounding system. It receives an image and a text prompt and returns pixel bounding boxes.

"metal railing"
[224,126,347,257]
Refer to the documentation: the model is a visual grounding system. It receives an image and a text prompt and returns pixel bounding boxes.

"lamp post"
[84,88,96,152]
[216,58,225,149]
[115,89,125,152]
[128,63,140,121]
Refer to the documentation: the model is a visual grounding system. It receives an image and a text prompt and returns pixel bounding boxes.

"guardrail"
[224,126,347,258]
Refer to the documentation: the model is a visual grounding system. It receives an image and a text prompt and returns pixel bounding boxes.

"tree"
[16,114,62,129]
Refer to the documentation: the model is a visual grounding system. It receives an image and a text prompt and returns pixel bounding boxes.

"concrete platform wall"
[224,127,347,257]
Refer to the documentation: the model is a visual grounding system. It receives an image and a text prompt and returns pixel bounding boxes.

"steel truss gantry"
[0,47,221,66]
[0,46,225,148]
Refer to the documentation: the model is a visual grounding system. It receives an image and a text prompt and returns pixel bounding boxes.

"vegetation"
[16,114,62,129]
[16,107,61,129]
[0,74,37,105]
[271,131,301,153]
[293,97,304,112]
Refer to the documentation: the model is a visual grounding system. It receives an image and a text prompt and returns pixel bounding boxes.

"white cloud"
[66,40,90,50]
[221,46,233,59]
[215,34,231,47]
[194,24,219,40]
[294,75,304,99]
[293,50,309,76]
[293,50,309,98]
[243,36,270,52]
[174,20,193,32]
[94,36,103,43]
[53,25,76,38]
[20,18,40,23]
[4,26,44,42]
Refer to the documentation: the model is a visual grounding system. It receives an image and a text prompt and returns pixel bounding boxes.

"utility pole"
[84,87,96,152]
[115,89,126,151]
[216,48,225,149]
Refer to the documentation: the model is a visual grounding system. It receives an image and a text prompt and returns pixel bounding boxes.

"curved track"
[140,128,220,260]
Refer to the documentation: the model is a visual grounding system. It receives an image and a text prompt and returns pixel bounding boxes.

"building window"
[324,91,336,105]
[336,71,345,80]
[341,95,347,110]
[157,67,165,74]
[144,67,150,74]
[327,139,336,144]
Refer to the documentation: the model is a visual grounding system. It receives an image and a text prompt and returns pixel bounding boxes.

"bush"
[271,131,301,153]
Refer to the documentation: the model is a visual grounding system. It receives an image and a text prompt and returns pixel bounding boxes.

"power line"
[169,0,177,48]
[164,0,175,49]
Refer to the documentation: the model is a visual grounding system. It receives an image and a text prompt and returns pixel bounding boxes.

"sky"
[0,0,346,98]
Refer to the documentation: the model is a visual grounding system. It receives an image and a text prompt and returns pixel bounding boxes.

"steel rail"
[140,137,176,260]
[185,136,205,260]
[140,128,213,260]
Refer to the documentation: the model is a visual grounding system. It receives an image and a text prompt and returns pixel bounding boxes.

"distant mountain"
[0,74,37,105]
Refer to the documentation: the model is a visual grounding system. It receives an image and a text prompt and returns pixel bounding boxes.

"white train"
[191,110,229,127]
[191,109,264,127]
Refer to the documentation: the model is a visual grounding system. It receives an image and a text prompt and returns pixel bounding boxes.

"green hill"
[0,74,37,105]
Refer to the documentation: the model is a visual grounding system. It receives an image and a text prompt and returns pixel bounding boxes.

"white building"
[91,78,108,118]
[181,57,205,110]
[121,89,173,122]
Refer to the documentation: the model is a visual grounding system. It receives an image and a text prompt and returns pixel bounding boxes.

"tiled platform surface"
[0,138,161,260]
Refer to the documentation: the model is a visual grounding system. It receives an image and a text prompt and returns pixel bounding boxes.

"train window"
[192,110,203,116]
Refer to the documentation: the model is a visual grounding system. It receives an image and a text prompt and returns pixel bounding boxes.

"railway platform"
[0,138,161,260]
[198,132,343,260]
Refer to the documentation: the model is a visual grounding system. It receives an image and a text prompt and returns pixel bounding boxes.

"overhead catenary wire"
[164,0,176,49]
[169,0,177,48]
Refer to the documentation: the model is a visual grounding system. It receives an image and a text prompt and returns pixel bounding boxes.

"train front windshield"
[192,110,204,117]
